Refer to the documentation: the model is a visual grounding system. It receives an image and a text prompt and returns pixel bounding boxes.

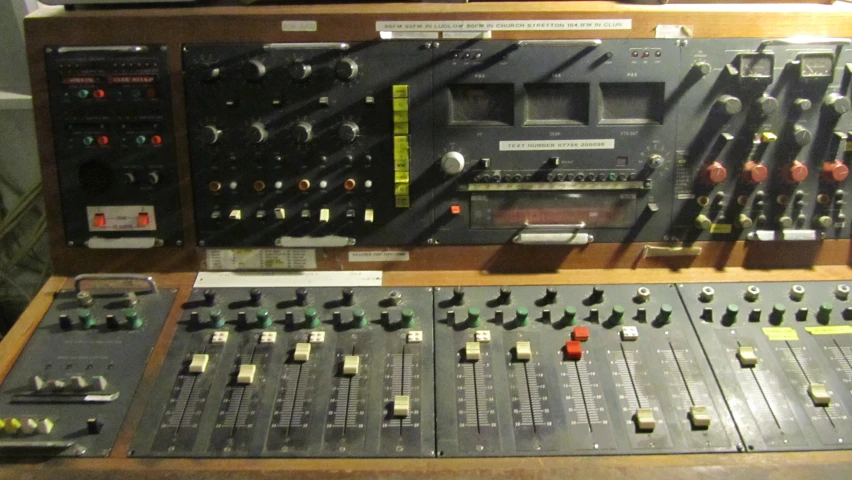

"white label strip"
[348,251,411,262]
[655,24,693,39]
[380,31,440,40]
[499,139,615,151]
[376,19,632,32]
[194,271,383,288]
[443,31,493,39]
[281,20,318,32]
[205,249,317,270]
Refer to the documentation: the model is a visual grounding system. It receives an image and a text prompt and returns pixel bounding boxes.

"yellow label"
[394,136,410,160]
[394,158,410,172]
[392,85,409,98]
[393,122,409,134]
[395,196,410,208]
[805,325,852,335]
[392,98,409,111]
[762,327,799,341]
[393,111,409,123]
[394,171,410,183]
[394,184,410,195]
[710,223,732,234]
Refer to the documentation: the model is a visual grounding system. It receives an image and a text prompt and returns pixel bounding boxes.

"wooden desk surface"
[2,267,852,478]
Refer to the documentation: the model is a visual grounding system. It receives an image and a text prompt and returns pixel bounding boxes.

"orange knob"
[786,160,809,183]
[742,161,768,184]
[703,161,727,185]
[822,160,849,183]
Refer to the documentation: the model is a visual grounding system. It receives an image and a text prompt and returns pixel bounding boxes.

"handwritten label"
[499,139,614,151]
[376,19,632,32]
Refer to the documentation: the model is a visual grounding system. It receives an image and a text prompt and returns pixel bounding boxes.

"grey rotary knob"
[756,95,778,116]
[289,62,312,81]
[793,125,812,146]
[293,122,313,143]
[441,151,465,175]
[201,125,222,145]
[248,122,269,144]
[717,95,742,115]
[825,93,851,115]
[338,121,360,143]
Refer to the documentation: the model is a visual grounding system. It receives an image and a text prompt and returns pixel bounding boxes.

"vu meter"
[737,53,775,82]
[797,53,835,79]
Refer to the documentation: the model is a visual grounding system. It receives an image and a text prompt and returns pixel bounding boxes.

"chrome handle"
[760,37,851,48]
[264,43,350,51]
[74,274,158,294]
[512,232,593,245]
[517,39,601,47]
[522,222,586,229]
[56,46,148,53]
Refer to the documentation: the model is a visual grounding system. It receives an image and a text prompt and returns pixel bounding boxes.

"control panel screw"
[198,240,205,247]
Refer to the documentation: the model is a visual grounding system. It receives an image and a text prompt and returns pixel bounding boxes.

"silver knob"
[756,95,779,116]
[248,122,269,144]
[793,98,812,112]
[441,151,466,175]
[201,125,222,145]
[245,59,266,80]
[293,121,313,143]
[793,125,812,146]
[338,121,360,143]
[335,58,359,81]
[825,93,851,115]
[694,62,712,76]
[717,95,742,115]
[289,62,312,81]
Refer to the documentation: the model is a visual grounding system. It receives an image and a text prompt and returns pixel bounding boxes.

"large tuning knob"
[335,58,359,81]
[338,121,360,143]
[292,121,314,143]
[289,62,312,81]
[441,151,465,175]
[248,122,269,144]
[200,125,222,145]
[244,59,267,81]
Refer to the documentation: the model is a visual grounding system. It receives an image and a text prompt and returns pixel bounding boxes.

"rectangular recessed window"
[599,82,664,125]
[448,83,514,126]
[523,83,590,126]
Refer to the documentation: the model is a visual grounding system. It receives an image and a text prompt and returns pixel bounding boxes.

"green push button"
[77,308,95,330]
[612,304,625,323]
[304,307,319,328]
[256,308,271,328]
[564,306,577,324]
[77,89,90,99]
[608,173,617,181]
[516,307,529,326]
[82,136,95,146]
[467,308,481,327]
[135,135,147,145]
[401,307,415,328]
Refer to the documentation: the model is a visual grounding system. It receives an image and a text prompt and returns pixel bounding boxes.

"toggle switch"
[237,364,257,384]
[394,395,411,417]
[737,346,758,367]
[343,355,360,375]
[364,208,374,223]
[319,208,330,223]
[515,341,532,361]
[70,375,89,390]
[274,207,286,220]
[87,418,103,434]
[294,343,311,362]
[465,341,481,361]
[229,209,242,220]
[36,418,54,435]
[20,418,38,435]
[189,354,209,373]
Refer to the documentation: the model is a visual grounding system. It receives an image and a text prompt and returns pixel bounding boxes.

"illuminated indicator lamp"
[631,51,639,57]
[97,135,110,146]
[655,51,662,57]
[450,205,461,215]
[137,213,150,227]
[135,135,147,145]
[298,179,311,191]
[92,89,106,99]
[253,180,266,192]
[82,136,95,146]
[93,213,106,228]
[209,181,222,192]
[344,178,357,191]
[77,89,90,99]
[150,135,163,145]
[642,51,650,58]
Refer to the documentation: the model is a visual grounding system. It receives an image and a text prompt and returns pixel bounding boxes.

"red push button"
[93,213,106,228]
[565,340,583,360]
[150,135,163,145]
[450,205,461,215]
[823,160,849,183]
[92,89,106,99]
[96,135,110,146]
[572,326,590,342]
[137,212,150,227]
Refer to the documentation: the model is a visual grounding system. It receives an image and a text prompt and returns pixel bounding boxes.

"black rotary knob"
[295,288,309,306]
[289,62,312,81]
[499,286,512,304]
[248,122,269,144]
[452,287,465,306]
[589,285,605,304]
[335,58,359,81]
[342,288,355,306]
[244,59,266,80]
[203,289,218,306]
[200,125,222,145]
[249,288,264,307]
[293,121,313,143]
[544,287,558,304]
[338,121,360,143]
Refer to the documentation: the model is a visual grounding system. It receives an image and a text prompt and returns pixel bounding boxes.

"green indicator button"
[467,308,481,327]
[82,136,94,146]
[304,307,319,327]
[608,173,617,181]
[77,89,90,99]
[353,308,367,328]
[401,307,415,327]
[516,307,529,326]
[135,135,147,145]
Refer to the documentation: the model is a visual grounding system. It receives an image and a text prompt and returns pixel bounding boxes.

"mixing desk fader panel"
[0,277,175,456]
[433,284,740,457]
[679,281,852,451]
[130,286,434,458]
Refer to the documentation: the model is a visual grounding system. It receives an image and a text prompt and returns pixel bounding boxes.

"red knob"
[742,161,768,184]
[703,161,727,185]
[786,160,809,183]
[822,160,849,183]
